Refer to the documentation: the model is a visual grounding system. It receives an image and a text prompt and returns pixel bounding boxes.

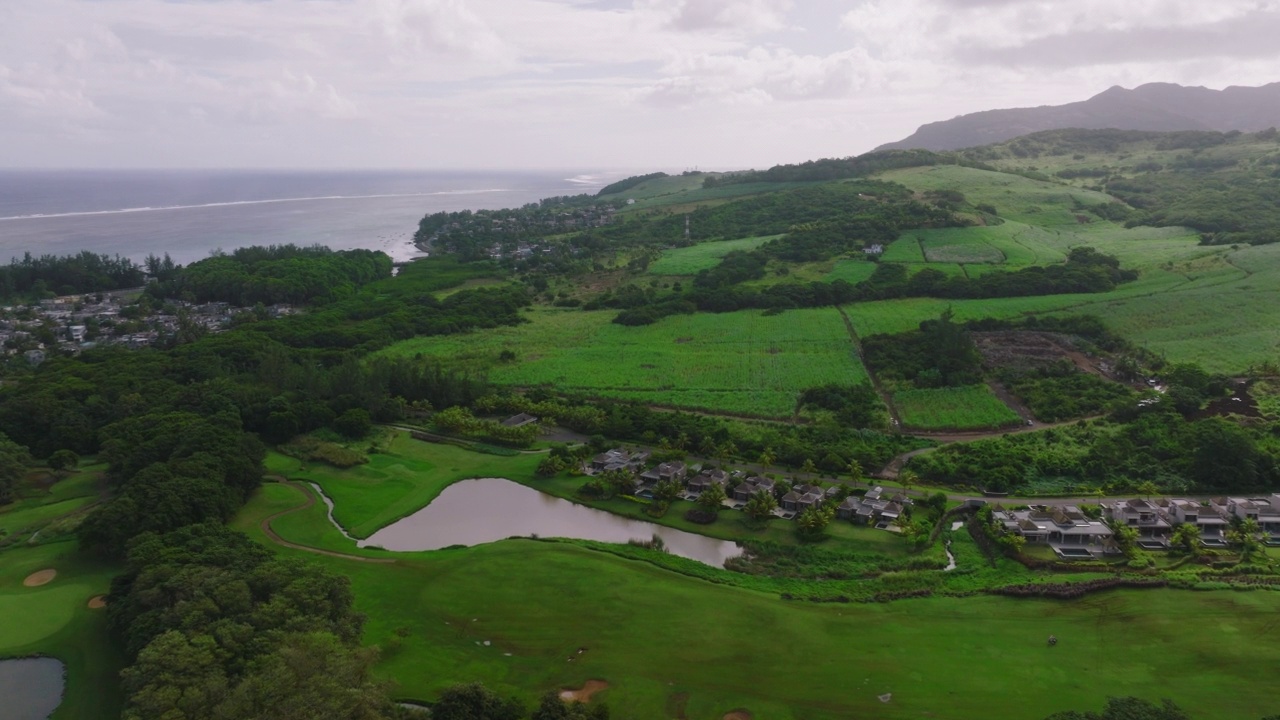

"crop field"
[893,385,1022,431]
[379,307,868,418]
[883,165,1116,227]
[234,480,1280,720]
[617,178,812,212]
[648,235,779,275]
[824,259,878,284]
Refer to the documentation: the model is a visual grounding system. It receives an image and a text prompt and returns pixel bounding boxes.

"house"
[590,448,639,473]
[844,486,912,526]
[780,484,827,513]
[1103,499,1173,541]
[500,413,538,428]
[993,505,1113,557]
[687,468,728,494]
[640,461,688,485]
[732,476,776,502]
[23,349,45,366]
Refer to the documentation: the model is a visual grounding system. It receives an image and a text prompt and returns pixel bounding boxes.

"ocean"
[0,169,618,264]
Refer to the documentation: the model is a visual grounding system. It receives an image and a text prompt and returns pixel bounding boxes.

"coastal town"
[0,289,296,364]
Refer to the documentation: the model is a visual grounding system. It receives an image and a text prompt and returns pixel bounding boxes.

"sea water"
[0,169,617,264]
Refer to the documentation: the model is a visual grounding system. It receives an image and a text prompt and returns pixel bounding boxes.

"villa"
[993,505,1113,558]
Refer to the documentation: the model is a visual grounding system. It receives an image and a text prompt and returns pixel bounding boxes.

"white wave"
[0,189,514,222]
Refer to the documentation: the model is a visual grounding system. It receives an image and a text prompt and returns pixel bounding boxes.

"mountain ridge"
[877,82,1280,152]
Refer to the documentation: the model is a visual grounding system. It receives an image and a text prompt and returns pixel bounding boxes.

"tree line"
[146,244,393,307]
[0,251,145,300]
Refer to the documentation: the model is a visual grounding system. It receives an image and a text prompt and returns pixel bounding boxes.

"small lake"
[0,657,65,720]
[358,478,742,567]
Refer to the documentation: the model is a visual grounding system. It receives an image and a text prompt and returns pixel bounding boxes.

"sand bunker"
[724,711,753,720]
[23,569,56,587]
[559,680,608,703]
[87,595,107,609]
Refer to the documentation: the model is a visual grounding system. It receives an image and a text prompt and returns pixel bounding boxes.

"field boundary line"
[834,305,901,428]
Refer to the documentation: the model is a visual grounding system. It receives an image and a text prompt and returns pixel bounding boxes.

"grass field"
[883,165,1116,227]
[267,433,542,540]
[0,542,123,720]
[648,235,780,275]
[894,385,1022,431]
[824,259,879,284]
[232,476,1280,720]
[378,307,869,418]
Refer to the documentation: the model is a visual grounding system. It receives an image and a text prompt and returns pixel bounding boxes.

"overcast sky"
[3,0,1279,171]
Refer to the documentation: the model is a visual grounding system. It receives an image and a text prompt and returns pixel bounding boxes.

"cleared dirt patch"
[972,331,1110,377]
[87,595,107,609]
[723,711,753,720]
[23,569,57,587]
[559,680,608,703]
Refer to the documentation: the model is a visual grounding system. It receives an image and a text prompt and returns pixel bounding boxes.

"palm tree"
[898,468,919,499]
[1171,523,1202,555]
[744,490,778,521]
[697,483,727,512]
[757,446,776,473]
[719,441,739,465]
[847,460,864,487]
[800,458,817,476]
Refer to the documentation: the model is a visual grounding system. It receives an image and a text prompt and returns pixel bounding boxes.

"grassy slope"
[268,433,543,540]
[875,164,1280,372]
[648,235,780,275]
[377,307,869,418]
[233,479,1280,720]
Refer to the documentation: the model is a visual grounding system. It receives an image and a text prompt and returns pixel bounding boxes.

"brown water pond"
[0,657,64,720]
[357,478,742,567]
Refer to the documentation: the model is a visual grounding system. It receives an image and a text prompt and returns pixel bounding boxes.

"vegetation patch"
[894,385,1021,431]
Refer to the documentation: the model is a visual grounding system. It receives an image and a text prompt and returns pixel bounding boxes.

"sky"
[3,0,1280,171]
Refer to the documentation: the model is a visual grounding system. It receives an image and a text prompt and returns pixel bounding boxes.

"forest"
[145,244,393,307]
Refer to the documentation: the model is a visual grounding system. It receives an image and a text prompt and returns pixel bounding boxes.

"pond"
[356,478,743,567]
[0,657,65,720]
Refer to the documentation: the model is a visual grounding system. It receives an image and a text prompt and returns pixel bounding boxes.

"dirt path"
[986,379,1034,424]
[835,306,902,428]
[259,481,395,564]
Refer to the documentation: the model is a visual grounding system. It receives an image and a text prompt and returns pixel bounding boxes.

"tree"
[744,490,778,521]
[757,446,776,471]
[0,432,32,504]
[1228,517,1263,559]
[536,456,565,477]
[697,483,726,512]
[333,409,373,439]
[1170,523,1202,555]
[47,449,80,476]
[898,467,918,498]
[432,683,525,720]
[1136,480,1159,500]
[1109,521,1139,559]
[718,441,738,464]
[654,479,682,503]
[848,460,865,486]
[801,458,818,476]
[531,690,610,720]
[796,504,835,540]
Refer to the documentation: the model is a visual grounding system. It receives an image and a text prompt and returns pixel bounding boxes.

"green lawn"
[377,307,869,419]
[0,541,123,720]
[267,433,542,539]
[233,482,1280,720]
[894,385,1022,431]
[648,236,780,275]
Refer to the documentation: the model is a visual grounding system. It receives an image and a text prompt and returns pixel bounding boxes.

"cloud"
[633,46,883,107]
[637,0,792,35]
[957,10,1280,67]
